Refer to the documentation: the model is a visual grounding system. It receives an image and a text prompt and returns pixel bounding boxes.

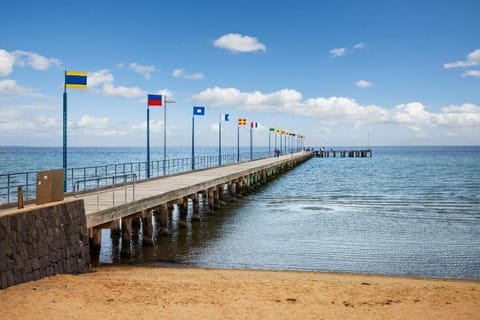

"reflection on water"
[100,147,480,280]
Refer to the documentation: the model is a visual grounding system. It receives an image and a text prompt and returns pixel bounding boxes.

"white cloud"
[192,87,480,128]
[213,33,266,53]
[462,70,480,78]
[0,79,38,96]
[444,49,480,69]
[172,68,204,80]
[131,120,164,133]
[88,69,114,87]
[354,43,366,50]
[128,62,155,79]
[102,83,145,98]
[13,50,61,70]
[210,123,219,133]
[0,49,61,77]
[355,80,373,88]
[330,47,347,57]
[73,115,126,137]
[87,69,150,98]
[329,43,367,59]
[0,49,15,77]
[192,87,302,111]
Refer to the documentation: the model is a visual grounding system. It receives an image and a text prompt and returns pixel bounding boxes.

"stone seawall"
[0,199,90,289]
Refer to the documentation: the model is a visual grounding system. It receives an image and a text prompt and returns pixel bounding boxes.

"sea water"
[1,146,479,279]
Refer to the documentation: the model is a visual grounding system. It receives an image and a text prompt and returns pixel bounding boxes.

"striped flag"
[250,122,258,128]
[65,71,87,89]
[147,94,162,106]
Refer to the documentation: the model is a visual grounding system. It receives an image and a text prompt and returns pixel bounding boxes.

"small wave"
[301,206,333,211]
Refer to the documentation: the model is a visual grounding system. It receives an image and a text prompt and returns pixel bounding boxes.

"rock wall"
[0,199,90,289]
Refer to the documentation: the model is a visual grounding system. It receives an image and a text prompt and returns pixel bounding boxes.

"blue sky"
[0,0,479,147]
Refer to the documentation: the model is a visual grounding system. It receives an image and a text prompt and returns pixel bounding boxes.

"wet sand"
[1,266,479,319]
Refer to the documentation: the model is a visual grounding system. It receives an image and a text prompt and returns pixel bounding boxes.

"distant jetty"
[313,148,372,158]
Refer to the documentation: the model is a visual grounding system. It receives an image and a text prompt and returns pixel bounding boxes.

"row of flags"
[64,71,305,138]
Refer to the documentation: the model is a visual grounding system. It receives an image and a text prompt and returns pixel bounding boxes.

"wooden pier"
[313,149,372,158]
[74,151,312,263]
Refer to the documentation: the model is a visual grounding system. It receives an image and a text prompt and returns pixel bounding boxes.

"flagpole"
[62,71,67,192]
[250,125,253,161]
[218,113,222,166]
[237,124,240,162]
[191,114,195,170]
[163,97,166,176]
[268,130,271,157]
[147,105,150,178]
[274,131,277,154]
[280,132,282,155]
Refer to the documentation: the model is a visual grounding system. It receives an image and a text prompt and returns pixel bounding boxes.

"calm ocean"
[1,146,479,279]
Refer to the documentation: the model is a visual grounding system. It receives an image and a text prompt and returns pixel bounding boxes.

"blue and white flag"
[193,106,205,116]
[224,113,230,121]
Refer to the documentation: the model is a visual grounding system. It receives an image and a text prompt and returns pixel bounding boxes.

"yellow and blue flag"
[65,71,87,89]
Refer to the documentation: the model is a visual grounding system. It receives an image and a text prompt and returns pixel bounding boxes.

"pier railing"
[73,173,137,210]
[0,150,274,205]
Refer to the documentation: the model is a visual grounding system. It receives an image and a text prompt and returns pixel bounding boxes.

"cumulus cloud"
[0,79,41,96]
[0,49,15,77]
[444,49,480,69]
[330,47,347,58]
[87,69,156,99]
[355,80,373,88]
[329,43,367,59]
[213,33,266,53]
[131,120,165,134]
[172,68,204,80]
[102,83,145,98]
[0,49,61,77]
[192,87,480,128]
[353,43,367,50]
[462,70,480,78]
[192,87,302,111]
[72,115,126,137]
[128,62,155,79]
[88,69,114,88]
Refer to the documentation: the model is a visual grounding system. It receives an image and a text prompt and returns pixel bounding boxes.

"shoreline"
[1,265,479,319]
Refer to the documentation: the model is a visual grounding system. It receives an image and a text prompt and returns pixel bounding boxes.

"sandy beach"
[1,266,479,319]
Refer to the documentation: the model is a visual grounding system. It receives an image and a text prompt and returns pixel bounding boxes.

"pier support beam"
[228,182,238,201]
[88,228,102,267]
[154,205,170,236]
[207,188,217,214]
[178,198,188,228]
[142,210,153,246]
[191,193,201,221]
[120,217,133,257]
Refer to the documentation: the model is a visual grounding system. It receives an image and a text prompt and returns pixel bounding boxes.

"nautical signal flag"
[238,118,247,125]
[275,128,281,134]
[269,128,275,132]
[224,114,230,122]
[193,106,205,116]
[147,94,162,106]
[250,122,258,128]
[65,71,87,89]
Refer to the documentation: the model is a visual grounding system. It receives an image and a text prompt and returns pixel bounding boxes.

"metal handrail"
[73,173,137,210]
[0,149,301,205]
